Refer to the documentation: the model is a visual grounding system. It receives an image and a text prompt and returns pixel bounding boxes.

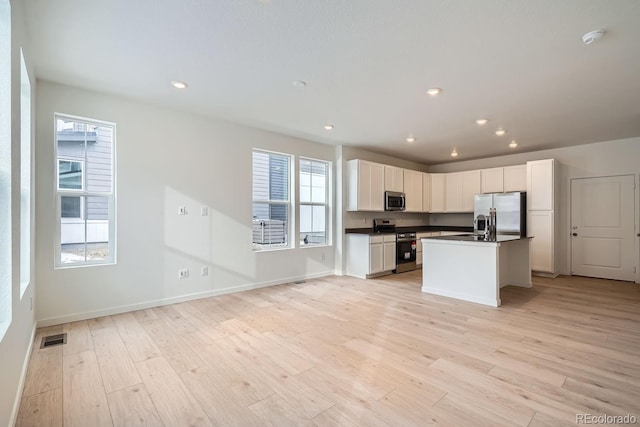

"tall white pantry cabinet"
[526,159,560,276]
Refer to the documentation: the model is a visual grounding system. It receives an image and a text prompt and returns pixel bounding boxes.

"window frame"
[60,195,84,220]
[298,157,332,248]
[0,0,11,338]
[54,113,117,268]
[19,48,31,298]
[251,148,294,251]
[57,157,84,192]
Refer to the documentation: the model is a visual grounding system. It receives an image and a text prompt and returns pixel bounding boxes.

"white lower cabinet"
[383,241,396,272]
[346,234,396,278]
[528,210,555,273]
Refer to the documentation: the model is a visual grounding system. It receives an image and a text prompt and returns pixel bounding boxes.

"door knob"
[572,233,578,236]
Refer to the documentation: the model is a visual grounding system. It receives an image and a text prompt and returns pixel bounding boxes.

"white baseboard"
[37,271,334,327]
[532,271,559,278]
[9,323,37,427]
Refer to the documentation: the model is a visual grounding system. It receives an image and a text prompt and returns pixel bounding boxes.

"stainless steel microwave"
[385,191,406,211]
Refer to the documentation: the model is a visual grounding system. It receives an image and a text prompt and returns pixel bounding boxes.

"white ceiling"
[22,0,640,164]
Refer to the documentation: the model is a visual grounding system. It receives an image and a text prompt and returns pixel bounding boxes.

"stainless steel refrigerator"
[474,192,527,237]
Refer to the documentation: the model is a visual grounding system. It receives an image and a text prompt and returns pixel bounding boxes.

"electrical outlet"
[201,266,209,276]
[178,268,189,279]
[321,252,326,261]
[178,206,187,215]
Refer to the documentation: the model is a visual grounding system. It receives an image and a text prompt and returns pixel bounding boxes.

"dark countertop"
[345,225,474,235]
[421,234,531,243]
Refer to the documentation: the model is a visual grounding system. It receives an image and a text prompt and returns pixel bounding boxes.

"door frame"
[568,174,639,283]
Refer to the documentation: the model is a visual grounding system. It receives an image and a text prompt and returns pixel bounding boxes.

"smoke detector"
[582,29,605,45]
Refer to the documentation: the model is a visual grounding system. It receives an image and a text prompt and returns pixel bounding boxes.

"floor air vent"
[40,333,67,349]
[294,280,306,284]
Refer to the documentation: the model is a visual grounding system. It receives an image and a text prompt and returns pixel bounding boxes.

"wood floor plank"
[308,401,391,427]
[136,356,212,427]
[138,317,205,374]
[107,383,164,427]
[215,335,334,420]
[21,345,63,397]
[63,320,94,356]
[91,326,142,393]
[63,350,113,427]
[16,272,640,426]
[111,312,162,362]
[16,388,62,427]
[88,315,115,331]
[179,365,265,427]
[194,340,274,406]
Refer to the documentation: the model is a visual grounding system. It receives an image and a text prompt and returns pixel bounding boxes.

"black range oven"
[395,231,417,273]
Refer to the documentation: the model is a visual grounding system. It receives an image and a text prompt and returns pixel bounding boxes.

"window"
[0,0,11,337]
[20,49,31,297]
[55,115,116,267]
[299,158,330,246]
[252,150,292,250]
[58,159,83,190]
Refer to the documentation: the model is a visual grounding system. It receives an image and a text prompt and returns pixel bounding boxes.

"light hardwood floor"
[16,272,640,426]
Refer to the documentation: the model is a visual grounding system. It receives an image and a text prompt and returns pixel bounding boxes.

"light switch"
[201,206,209,216]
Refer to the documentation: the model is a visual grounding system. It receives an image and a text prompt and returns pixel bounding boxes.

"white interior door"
[571,175,636,281]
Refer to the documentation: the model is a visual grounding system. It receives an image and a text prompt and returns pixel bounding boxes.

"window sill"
[54,261,116,270]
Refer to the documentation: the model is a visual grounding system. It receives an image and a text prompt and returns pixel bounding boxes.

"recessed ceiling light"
[171,81,188,89]
[509,140,518,148]
[406,136,415,143]
[292,80,307,88]
[324,124,334,131]
[475,119,489,125]
[451,149,458,157]
[495,129,507,136]
[426,87,442,96]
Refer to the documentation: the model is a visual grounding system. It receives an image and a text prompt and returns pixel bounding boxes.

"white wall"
[428,138,640,278]
[1,0,37,424]
[35,81,336,325]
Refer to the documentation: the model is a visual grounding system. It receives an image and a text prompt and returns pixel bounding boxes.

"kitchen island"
[421,235,532,307]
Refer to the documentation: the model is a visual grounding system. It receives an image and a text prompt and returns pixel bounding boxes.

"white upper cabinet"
[346,159,385,211]
[481,167,504,193]
[527,159,555,211]
[462,170,481,212]
[422,173,431,212]
[503,164,527,192]
[403,169,423,212]
[384,165,404,192]
[445,172,464,212]
[430,173,446,213]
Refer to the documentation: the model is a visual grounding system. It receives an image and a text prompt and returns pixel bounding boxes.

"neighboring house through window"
[252,149,291,250]
[55,115,116,266]
[299,158,330,246]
